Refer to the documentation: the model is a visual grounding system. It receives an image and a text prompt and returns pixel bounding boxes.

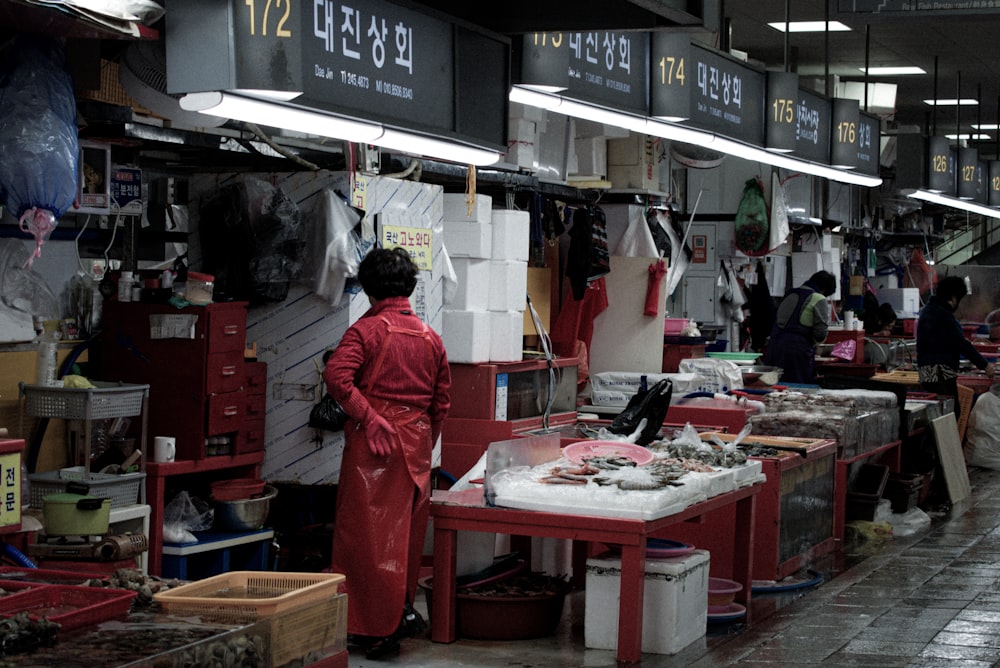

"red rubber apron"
[332,318,435,638]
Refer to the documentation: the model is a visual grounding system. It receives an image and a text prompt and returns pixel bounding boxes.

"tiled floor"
[348,466,1000,666]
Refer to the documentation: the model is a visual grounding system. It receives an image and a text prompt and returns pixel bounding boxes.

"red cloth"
[324,296,451,435]
[324,296,451,637]
[551,277,609,360]
[644,258,667,316]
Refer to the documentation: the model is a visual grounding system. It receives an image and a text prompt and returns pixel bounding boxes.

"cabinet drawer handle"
[221,365,237,376]
[223,406,240,417]
[222,324,239,336]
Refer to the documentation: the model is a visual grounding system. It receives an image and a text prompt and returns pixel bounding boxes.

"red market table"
[429,484,761,666]
[833,439,903,543]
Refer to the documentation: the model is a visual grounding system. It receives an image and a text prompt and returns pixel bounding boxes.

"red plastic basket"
[210,478,267,501]
[0,566,106,585]
[0,585,136,631]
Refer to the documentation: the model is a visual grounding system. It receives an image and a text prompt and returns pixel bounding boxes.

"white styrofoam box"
[585,549,710,654]
[488,260,528,312]
[443,193,492,223]
[491,209,531,262]
[509,100,545,123]
[488,310,523,362]
[443,221,492,258]
[448,257,490,310]
[872,273,900,291]
[506,119,537,170]
[443,309,492,363]
[791,251,823,289]
[572,137,608,178]
[799,230,833,252]
[877,287,921,315]
[821,247,841,301]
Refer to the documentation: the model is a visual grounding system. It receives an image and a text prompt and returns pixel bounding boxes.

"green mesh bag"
[734,177,769,253]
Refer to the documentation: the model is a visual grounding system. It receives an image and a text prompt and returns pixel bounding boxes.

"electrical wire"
[526,292,559,431]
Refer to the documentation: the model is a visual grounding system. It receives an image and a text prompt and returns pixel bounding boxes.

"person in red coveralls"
[324,247,451,660]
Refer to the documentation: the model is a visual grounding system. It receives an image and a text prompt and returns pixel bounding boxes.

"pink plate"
[563,441,654,466]
[707,602,746,621]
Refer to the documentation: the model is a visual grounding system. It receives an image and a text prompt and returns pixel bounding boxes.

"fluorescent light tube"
[905,189,1000,219]
[179,91,383,142]
[376,128,500,166]
[767,21,851,32]
[923,98,979,106]
[858,66,925,76]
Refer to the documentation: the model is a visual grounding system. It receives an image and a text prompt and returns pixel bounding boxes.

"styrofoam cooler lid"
[587,548,710,576]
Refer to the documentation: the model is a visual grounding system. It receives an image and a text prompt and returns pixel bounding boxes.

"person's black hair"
[877,303,897,328]
[358,246,419,300]
[808,270,837,297]
[936,275,968,303]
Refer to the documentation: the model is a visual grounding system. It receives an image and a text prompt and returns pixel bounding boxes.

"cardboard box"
[443,310,492,363]
[448,258,490,310]
[488,260,528,312]
[607,134,659,190]
[444,193,492,223]
[443,221,492,259]
[491,209,531,262]
[585,549,710,654]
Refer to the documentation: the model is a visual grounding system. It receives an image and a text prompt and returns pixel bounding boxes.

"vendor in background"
[917,275,995,401]
[864,304,899,366]
[324,247,451,660]
[866,303,898,337]
[763,270,837,384]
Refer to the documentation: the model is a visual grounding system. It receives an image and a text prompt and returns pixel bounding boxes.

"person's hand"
[986,362,996,380]
[364,414,397,457]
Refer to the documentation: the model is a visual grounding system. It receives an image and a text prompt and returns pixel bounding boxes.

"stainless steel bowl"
[213,485,277,531]
[741,365,783,386]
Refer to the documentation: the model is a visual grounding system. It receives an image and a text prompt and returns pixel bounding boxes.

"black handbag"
[309,393,349,431]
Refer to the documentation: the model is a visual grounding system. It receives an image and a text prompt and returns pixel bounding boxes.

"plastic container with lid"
[185,271,215,305]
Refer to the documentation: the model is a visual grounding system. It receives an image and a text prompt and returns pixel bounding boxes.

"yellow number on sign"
[963,165,976,182]
[771,98,793,123]
[932,154,948,173]
[993,175,1000,191]
[659,56,685,86]
[837,121,857,144]
[245,0,255,35]
[245,0,292,37]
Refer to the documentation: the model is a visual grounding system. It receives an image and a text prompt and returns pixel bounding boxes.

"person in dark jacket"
[917,275,994,400]
[763,270,837,384]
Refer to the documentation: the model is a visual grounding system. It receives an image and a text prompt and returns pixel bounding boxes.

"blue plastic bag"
[0,36,79,266]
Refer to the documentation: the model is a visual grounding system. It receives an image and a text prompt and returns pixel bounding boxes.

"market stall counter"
[429,483,761,665]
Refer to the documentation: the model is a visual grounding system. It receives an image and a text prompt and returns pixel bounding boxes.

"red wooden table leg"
[431,526,458,643]
[616,543,646,665]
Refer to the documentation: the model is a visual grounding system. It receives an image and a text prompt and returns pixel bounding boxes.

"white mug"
[153,436,176,463]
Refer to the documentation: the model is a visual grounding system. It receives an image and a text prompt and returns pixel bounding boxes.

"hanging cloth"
[748,260,776,351]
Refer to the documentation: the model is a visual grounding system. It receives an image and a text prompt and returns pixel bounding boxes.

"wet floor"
[348,465,1000,667]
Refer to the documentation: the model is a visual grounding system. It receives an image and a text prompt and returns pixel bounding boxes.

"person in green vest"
[763,270,837,384]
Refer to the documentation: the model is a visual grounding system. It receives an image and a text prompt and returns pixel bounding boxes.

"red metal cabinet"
[100,301,249,461]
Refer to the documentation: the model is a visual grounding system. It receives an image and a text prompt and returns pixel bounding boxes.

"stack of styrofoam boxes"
[568,119,629,182]
[442,193,530,363]
[791,250,841,301]
[585,549,711,654]
[505,102,543,171]
[607,133,660,191]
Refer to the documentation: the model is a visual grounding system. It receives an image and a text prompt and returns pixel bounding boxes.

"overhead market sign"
[838,0,1000,14]
[166,0,509,150]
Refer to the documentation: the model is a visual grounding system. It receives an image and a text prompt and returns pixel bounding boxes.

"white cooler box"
[585,549,709,654]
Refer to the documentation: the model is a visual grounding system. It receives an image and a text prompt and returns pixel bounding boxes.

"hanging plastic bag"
[309,393,349,431]
[0,36,80,267]
[303,188,362,307]
[768,172,791,250]
[734,177,769,254]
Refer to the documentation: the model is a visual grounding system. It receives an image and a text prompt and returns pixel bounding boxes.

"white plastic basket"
[30,467,145,508]
[21,382,148,420]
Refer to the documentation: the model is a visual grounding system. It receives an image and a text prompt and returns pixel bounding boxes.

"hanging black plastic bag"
[309,394,349,432]
[608,379,673,446]
[0,37,79,267]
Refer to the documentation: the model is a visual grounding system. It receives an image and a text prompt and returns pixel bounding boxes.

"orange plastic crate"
[0,585,136,631]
